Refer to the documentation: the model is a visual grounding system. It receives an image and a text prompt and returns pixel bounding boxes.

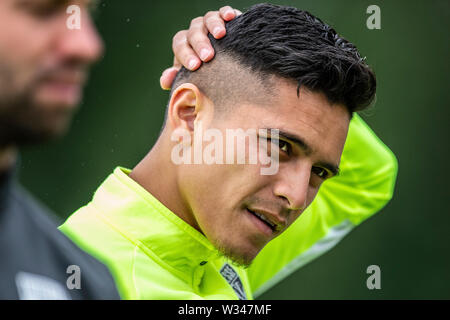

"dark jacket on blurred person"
[0,165,120,300]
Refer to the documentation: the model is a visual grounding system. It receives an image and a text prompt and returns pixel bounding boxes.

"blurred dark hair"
[172,3,376,115]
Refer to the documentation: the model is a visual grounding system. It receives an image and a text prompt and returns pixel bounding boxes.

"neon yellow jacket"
[59,114,398,299]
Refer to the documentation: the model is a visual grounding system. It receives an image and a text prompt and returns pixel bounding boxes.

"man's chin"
[214,241,261,269]
[11,123,70,147]
[1,106,75,147]
[30,94,80,135]
[32,111,73,142]
[0,79,81,147]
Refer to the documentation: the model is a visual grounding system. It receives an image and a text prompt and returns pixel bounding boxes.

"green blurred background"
[19,0,449,299]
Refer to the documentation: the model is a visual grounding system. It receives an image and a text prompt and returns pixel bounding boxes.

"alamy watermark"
[366,264,381,290]
[366,5,381,30]
[66,5,81,30]
[171,123,280,175]
[66,264,81,290]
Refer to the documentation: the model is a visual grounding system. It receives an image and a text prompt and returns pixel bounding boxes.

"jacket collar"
[91,167,218,280]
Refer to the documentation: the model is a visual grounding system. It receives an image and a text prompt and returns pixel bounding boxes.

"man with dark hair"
[60,4,398,299]
[0,0,121,300]
[0,0,237,299]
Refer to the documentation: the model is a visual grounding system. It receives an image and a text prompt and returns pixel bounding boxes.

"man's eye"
[312,166,329,179]
[274,140,291,155]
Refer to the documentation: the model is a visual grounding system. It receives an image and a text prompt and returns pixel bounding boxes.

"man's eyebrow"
[276,129,313,155]
[263,128,340,177]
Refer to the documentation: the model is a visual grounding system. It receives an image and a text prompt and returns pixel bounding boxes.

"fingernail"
[213,27,222,37]
[188,59,198,70]
[200,49,210,61]
[167,67,178,74]
[160,76,168,90]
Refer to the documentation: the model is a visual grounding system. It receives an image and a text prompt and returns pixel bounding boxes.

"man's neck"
[0,146,17,174]
[129,138,200,233]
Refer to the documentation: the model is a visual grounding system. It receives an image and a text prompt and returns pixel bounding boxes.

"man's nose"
[55,11,104,64]
[273,164,311,211]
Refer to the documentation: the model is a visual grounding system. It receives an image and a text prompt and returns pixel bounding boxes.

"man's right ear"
[167,83,204,133]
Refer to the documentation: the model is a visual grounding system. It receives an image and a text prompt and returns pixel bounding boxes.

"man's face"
[179,80,350,267]
[0,0,103,146]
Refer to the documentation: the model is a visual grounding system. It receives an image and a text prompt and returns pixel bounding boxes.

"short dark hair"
[171,3,376,116]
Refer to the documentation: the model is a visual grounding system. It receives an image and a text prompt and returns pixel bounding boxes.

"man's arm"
[247,113,398,297]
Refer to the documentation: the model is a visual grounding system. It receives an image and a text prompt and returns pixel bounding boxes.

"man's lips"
[42,70,86,86]
[38,80,82,105]
[36,70,87,105]
[246,207,287,234]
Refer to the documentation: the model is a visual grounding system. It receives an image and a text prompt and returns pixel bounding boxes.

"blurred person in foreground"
[60,4,398,299]
[0,0,234,299]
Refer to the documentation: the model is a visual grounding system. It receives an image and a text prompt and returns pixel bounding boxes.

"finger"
[219,6,237,21]
[160,67,179,90]
[187,16,215,62]
[172,56,181,70]
[172,29,201,70]
[204,10,226,39]
[234,9,242,16]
